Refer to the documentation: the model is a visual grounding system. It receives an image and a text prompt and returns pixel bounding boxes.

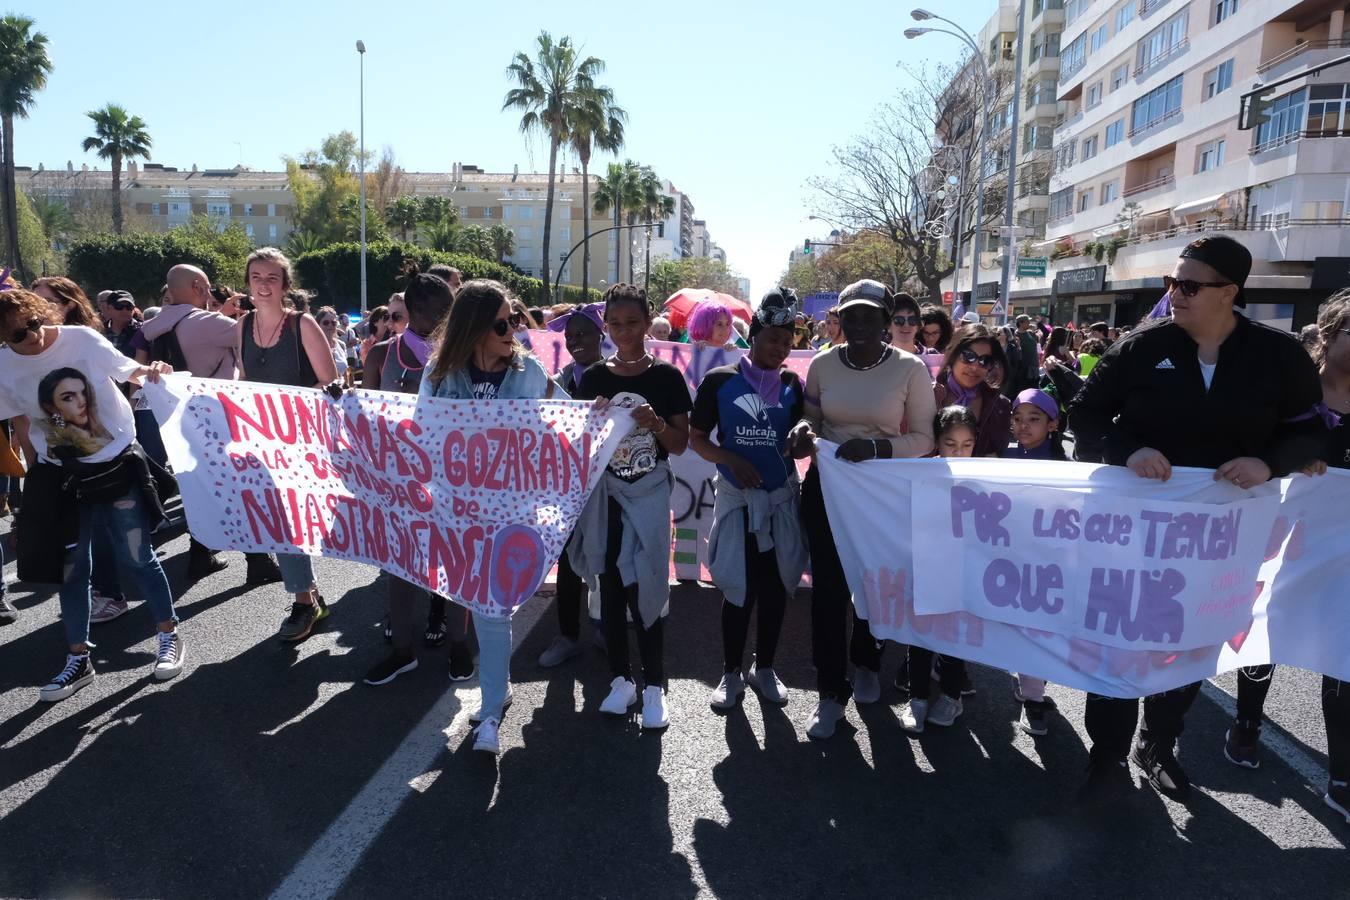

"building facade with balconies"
[1035,0,1350,330]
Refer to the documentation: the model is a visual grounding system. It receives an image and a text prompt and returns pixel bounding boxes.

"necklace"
[253,312,287,366]
[615,350,651,365]
[841,344,889,372]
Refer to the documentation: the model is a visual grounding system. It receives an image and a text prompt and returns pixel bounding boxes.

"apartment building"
[1037,0,1350,329]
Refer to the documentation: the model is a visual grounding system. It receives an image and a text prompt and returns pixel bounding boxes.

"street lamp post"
[906,15,991,318]
[356,40,368,317]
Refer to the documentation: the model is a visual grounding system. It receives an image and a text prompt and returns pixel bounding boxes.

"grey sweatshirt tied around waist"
[567,462,673,628]
[706,474,807,607]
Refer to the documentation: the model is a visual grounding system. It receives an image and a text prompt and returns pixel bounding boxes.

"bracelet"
[653,418,669,435]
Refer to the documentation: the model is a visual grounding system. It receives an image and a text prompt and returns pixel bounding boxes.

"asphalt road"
[1,520,1346,900]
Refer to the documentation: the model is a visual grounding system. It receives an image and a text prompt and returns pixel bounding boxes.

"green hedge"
[65,221,253,303]
[293,242,601,311]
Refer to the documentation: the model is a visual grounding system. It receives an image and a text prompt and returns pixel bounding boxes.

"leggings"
[1236,665,1350,783]
[907,647,967,702]
[720,512,788,673]
[555,533,586,641]
[1084,682,1202,764]
[600,498,663,687]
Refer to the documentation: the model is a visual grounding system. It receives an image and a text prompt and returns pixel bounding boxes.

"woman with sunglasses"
[787,279,936,739]
[420,279,561,753]
[358,305,391,365]
[236,248,339,642]
[933,327,1013,459]
[314,306,349,381]
[1070,236,1326,802]
[570,283,691,730]
[0,289,185,701]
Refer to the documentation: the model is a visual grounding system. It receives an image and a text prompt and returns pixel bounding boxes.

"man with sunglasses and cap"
[1070,235,1327,802]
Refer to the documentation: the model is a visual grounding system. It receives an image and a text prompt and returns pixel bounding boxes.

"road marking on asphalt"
[268,597,549,900]
[1199,680,1329,792]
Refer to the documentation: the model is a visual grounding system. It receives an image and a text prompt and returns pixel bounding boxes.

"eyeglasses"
[959,347,996,369]
[892,315,921,327]
[491,312,528,336]
[7,318,41,345]
[1163,275,1233,298]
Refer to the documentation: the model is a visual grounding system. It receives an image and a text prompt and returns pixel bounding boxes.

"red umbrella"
[661,288,752,332]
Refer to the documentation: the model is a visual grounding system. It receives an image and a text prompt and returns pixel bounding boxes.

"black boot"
[188,537,228,578]
[245,552,283,585]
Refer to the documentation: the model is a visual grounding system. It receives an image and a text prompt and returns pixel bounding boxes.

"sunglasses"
[390,311,406,323]
[7,317,41,345]
[1163,275,1233,298]
[319,318,338,327]
[109,300,136,311]
[959,347,996,369]
[491,312,529,336]
[892,314,921,327]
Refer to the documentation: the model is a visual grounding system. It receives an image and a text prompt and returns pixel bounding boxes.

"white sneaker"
[473,717,501,755]
[852,667,882,705]
[807,696,846,739]
[538,635,583,668]
[642,685,669,729]
[709,672,744,710]
[154,631,186,681]
[926,693,963,727]
[899,698,928,733]
[748,665,788,705]
[90,592,129,624]
[599,676,637,715]
[471,687,514,724]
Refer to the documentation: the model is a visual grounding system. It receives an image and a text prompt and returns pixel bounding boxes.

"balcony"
[1123,173,1175,198]
[1138,0,1171,18]
[1127,106,1181,139]
[1061,53,1086,80]
[1024,101,1060,122]
[1133,40,1188,80]
[1024,54,1061,79]
[1255,39,1350,80]
[1054,109,1083,135]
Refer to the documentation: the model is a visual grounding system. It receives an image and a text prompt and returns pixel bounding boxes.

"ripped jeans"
[59,485,177,647]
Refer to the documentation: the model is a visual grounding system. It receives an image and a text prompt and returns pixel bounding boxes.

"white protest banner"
[817,448,1350,698]
[145,376,632,618]
[911,479,1280,652]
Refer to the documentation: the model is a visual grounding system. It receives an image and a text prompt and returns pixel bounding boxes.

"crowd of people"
[0,236,1346,820]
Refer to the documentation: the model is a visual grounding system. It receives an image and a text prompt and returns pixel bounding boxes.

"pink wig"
[688,300,733,342]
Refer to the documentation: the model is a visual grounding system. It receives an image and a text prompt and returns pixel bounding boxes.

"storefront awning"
[1092,221,1127,238]
[1171,194,1224,218]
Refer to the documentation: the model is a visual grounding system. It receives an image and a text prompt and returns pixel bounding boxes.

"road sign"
[1017,257,1048,278]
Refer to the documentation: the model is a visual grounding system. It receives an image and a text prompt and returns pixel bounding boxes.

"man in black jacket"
[1069,236,1326,802]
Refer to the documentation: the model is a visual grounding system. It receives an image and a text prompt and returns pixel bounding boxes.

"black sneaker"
[1131,740,1192,801]
[363,652,419,686]
[245,553,284,585]
[959,671,977,697]
[892,656,910,696]
[0,595,17,626]
[1077,757,1132,804]
[40,653,95,702]
[187,543,228,579]
[278,596,329,642]
[448,640,475,682]
[1223,721,1261,769]
[424,610,447,648]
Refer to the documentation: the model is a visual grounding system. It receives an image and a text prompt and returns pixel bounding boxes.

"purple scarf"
[400,330,430,367]
[945,376,980,409]
[738,356,783,408]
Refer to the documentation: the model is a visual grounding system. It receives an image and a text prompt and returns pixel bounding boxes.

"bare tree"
[810,62,1007,305]
[368,146,404,218]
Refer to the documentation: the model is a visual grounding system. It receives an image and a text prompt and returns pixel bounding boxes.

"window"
[1105,119,1125,146]
[1030,29,1060,62]
[1027,77,1058,106]
[1305,83,1350,135]
[1062,34,1086,76]
[1090,24,1109,54]
[267,203,276,217]
[1131,74,1183,133]
[1054,140,1077,172]
[519,205,534,220]
[1082,134,1100,160]
[1115,3,1135,31]
[1050,187,1074,219]
[268,224,278,240]
[1300,200,1345,220]
[517,226,534,241]
[207,201,230,219]
[245,224,254,238]
[1214,0,1237,25]
[1203,59,1234,99]
[151,203,161,216]
[1024,123,1053,151]
[1087,81,1104,108]
[1065,0,1086,27]
[1137,11,1189,74]
[1196,138,1226,172]
[1111,63,1130,91]
[1101,180,1120,203]
[168,201,189,217]
[1255,88,1307,146]
[558,226,571,244]
[1078,189,1094,212]
[244,203,254,217]
[501,205,513,220]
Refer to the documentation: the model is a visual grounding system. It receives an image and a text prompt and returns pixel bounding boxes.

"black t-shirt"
[468,362,508,400]
[575,360,692,482]
[1325,402,1350,470]
[691,364,804,490]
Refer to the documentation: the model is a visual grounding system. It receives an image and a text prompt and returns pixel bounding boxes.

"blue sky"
[24,0,993,298]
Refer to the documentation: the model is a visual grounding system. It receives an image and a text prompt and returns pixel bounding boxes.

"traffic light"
[1240,87,1275,130]
[803,239,812,254]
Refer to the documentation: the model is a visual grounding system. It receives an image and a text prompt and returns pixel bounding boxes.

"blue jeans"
[134,408,168,468]
[60,486,177,647]
[277,553,316,594]
[472,611,512,722]
[91,527,124,599]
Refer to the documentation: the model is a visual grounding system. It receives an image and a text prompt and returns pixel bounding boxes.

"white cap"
[960,311,980,324]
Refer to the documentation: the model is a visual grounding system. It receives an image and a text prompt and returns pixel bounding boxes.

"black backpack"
[149,316,190,373]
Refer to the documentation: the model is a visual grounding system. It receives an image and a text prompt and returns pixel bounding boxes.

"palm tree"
[458,225,492,259]
[425,219,458,253]
[0,15,53,281]
[503,32,607,304]
[592,160,639,284]
[488,223,516,264]
[568,89,625,295]
[418,195,457,229]
[82,104,152,234]
[386,195,420,242]
[29,192,75,249]
[635,169,675,290]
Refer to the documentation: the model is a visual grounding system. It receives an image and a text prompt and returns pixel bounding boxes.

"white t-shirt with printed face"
[0,326,140,465]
